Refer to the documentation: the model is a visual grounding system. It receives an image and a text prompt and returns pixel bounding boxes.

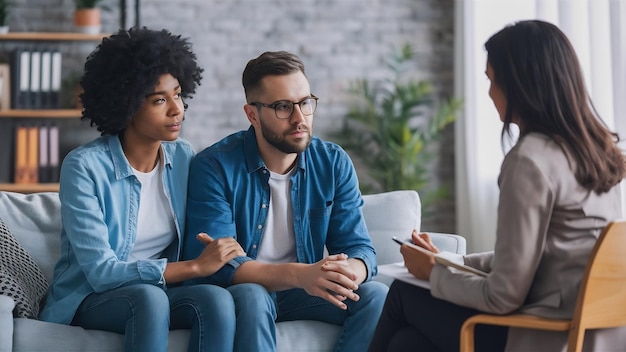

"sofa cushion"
[362,190,421,267]
[0,218,48,318]
[0,191,62,283]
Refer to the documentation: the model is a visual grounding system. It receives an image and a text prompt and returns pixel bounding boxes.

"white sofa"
[0,190,465,352]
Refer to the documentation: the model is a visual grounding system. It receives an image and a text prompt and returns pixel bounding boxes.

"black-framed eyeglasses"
[249,94,318,119]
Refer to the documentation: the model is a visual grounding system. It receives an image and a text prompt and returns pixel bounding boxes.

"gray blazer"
[430,133,625,352]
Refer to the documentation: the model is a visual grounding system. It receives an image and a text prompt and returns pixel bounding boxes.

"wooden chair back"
[567,220,626,349]
[460,220,626,352]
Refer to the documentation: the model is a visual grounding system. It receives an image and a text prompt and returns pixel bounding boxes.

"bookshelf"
[0,183,60,193]
[0,109,82,118]
[0,32,108,41]
[0,32,107,193]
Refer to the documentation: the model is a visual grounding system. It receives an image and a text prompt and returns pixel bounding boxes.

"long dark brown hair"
[485,20,625,193]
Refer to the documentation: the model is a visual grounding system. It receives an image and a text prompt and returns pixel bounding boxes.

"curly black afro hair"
[79,27,204,135]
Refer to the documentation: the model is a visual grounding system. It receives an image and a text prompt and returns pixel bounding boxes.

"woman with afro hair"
[39,27,245,352]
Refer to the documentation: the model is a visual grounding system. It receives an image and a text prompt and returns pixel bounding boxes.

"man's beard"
[260,120,311,154]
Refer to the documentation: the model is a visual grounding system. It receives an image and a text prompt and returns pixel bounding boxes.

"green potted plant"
[0,0,10,34]
[333,44,462,210]
[73,0,107,34]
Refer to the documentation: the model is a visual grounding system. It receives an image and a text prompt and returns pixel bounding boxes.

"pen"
[391,236,431,254]
[392,236,487,277]
[391,236,406,246]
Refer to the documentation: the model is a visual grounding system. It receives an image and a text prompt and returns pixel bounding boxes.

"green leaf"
[331,43,463,211]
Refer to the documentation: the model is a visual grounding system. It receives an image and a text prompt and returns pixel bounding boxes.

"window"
[454,0,626,252]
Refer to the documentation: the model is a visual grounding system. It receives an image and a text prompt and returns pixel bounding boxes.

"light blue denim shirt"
[184,127,377,287]
[39,134,194,324]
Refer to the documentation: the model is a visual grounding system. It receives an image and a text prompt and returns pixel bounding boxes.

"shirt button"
[262,204,267,208]
[257,224,262,229]
[252,244,257,249]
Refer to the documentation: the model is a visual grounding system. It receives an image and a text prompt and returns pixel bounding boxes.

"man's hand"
[192,233,246,277]
[298,253,361,310]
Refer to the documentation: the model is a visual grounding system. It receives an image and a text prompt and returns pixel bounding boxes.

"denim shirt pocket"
[309,200,333,218]
[308,200,333,237]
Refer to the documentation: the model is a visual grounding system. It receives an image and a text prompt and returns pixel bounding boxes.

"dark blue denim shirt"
[184,127,377,287]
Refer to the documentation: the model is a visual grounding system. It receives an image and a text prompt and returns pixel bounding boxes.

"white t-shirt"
[128,160,176,261]
[256,169,297,263]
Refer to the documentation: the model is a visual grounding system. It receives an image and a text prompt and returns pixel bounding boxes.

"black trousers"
[368,280,508,352]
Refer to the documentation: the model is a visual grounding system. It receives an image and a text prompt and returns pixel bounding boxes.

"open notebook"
[378,240,487,288]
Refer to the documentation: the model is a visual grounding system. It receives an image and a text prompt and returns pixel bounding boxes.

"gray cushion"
[0,191,61,283]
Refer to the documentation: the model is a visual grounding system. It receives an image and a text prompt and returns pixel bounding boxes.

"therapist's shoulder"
[506,133,569,173]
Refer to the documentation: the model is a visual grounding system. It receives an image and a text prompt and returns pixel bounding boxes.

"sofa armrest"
[0,294,15,351]
[428,232,467,255]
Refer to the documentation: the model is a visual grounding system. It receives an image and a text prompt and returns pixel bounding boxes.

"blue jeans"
[72,284,236,352]
[229,281,388,352]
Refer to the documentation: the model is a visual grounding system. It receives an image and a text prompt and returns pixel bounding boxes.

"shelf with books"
[0,32,105,193]
[0,109,82,118]
[0,32,109,41]
[0,182,59,193]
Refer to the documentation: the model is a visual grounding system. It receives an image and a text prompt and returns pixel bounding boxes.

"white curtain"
[454,0,626,252]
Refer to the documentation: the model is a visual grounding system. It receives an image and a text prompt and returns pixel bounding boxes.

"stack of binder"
[12,123,60,184]
[10,47,62,109]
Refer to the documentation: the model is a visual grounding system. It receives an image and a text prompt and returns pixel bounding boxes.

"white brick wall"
[9,0,456,232]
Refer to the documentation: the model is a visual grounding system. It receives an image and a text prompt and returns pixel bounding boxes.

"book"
[40,50,52,109]
[10,48,31,109]
[0,63,10,110]
[378,262,432,289]
[434,251,488,277]
[13,124,28,183]
[50,51,62,108]
[0,119,13,182]
[393,238,488,278]
[48,124,60,182]
[29,50,41,109]
[26,125,39,184]
[38,125,49,182]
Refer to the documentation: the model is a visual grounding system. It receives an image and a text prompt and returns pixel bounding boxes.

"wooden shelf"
[0,183,59,193]
[0,32,101,194]
[0,109,82,118]
[0,32,108,41]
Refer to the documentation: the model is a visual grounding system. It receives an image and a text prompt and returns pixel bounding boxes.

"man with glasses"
[184,51,388,352]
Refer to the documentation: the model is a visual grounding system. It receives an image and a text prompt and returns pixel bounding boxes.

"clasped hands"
[194,234,362,311]
[301,253,361,310]
[400,229,439,281]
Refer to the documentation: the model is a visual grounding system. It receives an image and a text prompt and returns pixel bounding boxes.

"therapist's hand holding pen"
[399,230,440,280]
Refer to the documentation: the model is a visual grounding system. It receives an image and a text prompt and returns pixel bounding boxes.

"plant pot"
[73,8,101,35]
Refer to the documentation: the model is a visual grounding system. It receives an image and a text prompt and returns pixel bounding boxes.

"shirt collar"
[107,134,171,180]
